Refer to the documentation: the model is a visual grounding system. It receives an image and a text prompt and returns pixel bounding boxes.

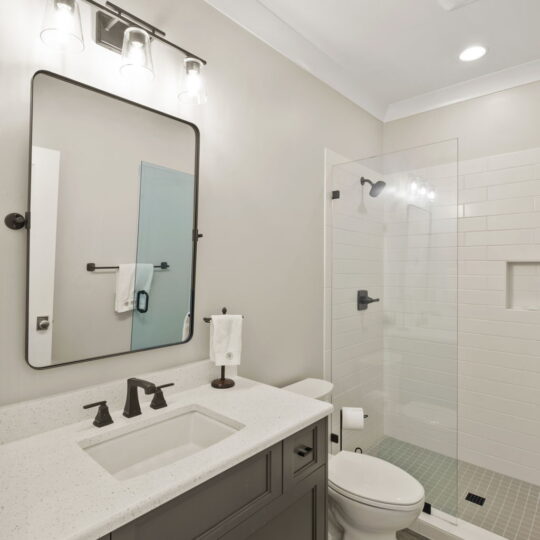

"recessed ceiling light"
[459,45,487,62]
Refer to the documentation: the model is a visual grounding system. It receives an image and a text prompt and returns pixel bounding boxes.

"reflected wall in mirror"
[27,72,199,368]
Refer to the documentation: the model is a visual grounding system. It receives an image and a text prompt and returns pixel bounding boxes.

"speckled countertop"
[0,377,332,540]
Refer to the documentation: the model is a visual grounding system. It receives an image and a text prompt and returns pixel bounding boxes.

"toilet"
[282,377,334,401]
[283,379,425,540]
[328,451,424,540]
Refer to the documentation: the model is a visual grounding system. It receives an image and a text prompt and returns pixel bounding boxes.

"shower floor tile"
[367,437,540,540]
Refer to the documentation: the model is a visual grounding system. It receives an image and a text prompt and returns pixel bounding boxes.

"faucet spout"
[123,378,157,418]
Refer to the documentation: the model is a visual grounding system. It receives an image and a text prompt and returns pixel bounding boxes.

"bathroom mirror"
[26,71,199,368]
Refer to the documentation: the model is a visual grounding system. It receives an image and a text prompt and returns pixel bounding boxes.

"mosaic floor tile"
[367,437,540,540]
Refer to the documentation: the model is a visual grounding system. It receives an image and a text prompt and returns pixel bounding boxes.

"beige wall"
[384,81,540,160]
[0,0,382,404]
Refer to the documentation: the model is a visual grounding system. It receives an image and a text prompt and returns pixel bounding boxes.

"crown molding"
[385,59,540,122]
[206,1,540,124]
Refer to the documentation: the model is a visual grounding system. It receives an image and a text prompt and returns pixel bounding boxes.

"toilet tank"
[282,378,333,402]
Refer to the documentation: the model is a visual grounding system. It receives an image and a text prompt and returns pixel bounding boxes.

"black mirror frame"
[26,70,200,370]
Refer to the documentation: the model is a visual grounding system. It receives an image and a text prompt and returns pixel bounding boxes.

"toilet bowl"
[328,451,425,540]
[282,379,424,540]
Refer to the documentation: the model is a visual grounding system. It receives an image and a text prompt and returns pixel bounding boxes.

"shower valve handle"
[357,290,380,311]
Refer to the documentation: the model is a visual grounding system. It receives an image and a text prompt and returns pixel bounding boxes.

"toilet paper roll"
[341,407,365,430]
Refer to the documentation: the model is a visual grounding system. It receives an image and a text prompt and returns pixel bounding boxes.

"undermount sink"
[80,405,243,480]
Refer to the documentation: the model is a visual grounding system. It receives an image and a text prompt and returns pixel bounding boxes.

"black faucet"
[123,378,157,418]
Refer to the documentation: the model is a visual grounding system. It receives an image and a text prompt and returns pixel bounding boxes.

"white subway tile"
[487,244,540,260]
[459,275,505,290]
[459,260,505,275]
[458,216,486,232]
[487,212,540,230]
[459,187,487,204]
[464,229,535,246]
[488,178,540,201]
[464,197,534,217]
[486,148,540,170]
[464,165,537,189]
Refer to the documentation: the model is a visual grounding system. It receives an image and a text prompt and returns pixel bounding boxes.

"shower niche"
[506,261,540,310]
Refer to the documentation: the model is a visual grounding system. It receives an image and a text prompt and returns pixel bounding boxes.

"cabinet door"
[220,466,327,540]
[111,443,282,540]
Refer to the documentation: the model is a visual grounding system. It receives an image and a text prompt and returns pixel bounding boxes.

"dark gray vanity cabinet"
[105,418,327,540]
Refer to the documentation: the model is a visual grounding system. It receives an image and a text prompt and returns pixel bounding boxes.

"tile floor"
[367,437,540,540]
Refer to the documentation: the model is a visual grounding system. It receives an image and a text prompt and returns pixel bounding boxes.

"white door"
[28,146,60,367]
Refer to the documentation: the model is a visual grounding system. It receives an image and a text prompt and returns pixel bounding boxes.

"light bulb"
[428,190,436,200]
[120,27,154,83]
[179,58,207,104]
[40,0,84,53]
[410,181,418,192]
[419,186,427,196]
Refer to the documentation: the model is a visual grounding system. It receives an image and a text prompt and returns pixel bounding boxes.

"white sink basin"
[80,405,243,480]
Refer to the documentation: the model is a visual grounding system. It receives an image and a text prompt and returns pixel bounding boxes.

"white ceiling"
[205,0,540,121]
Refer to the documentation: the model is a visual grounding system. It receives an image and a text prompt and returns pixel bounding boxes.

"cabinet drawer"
[283,418,327,490]
[111,443,282,540]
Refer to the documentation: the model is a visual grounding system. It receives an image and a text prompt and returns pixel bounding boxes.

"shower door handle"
[136,290,149,313]
[357,290,380,311]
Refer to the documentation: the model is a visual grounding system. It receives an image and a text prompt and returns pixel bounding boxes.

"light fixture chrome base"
[95,11,129,53]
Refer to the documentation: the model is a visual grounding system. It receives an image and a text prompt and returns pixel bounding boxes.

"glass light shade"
[40,0,84,53]
[178,58,207,104]
[120,27,154,83]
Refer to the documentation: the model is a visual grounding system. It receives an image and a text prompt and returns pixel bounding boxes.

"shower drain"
[465,492,486,506]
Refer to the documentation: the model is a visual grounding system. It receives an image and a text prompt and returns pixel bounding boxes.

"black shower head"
[360,176,386,198]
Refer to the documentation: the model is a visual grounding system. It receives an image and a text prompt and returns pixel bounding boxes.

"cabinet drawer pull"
[294,445,313,457]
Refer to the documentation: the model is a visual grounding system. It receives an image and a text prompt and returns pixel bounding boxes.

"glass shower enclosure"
[329,140,459,520]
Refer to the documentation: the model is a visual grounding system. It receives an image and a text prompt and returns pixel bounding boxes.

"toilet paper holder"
[338,408,368,451]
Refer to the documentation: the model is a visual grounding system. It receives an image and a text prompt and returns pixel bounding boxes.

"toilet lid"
[329,451,424,509]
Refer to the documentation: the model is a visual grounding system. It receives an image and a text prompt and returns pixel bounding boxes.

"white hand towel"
[182,312,191,341]
[210,315,242,366]
[115,263,154,313]
[135,263,154,295]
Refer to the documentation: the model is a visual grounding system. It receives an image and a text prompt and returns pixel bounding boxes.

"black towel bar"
[203,307,244,323]
[86,262,169,272]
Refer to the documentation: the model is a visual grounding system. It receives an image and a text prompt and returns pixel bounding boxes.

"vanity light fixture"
[119,27,154,82]
[459,45,487,62]
[40,0,208,102]
[40,0,85,53]
[178,58,207,104]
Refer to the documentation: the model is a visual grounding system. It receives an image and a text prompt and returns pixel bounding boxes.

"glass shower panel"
[330,140,458,520]
[131,162,194,351]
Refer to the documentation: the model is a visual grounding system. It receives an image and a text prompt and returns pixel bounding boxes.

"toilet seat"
[329,451,425,512]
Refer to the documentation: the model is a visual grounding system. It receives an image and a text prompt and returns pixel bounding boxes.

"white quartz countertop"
[0,377,332,540]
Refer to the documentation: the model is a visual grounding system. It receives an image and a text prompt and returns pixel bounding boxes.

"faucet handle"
[150,383,175,410]
[83,400,114,428]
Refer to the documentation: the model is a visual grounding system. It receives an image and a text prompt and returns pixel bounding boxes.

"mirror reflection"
[28,72,199,368]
